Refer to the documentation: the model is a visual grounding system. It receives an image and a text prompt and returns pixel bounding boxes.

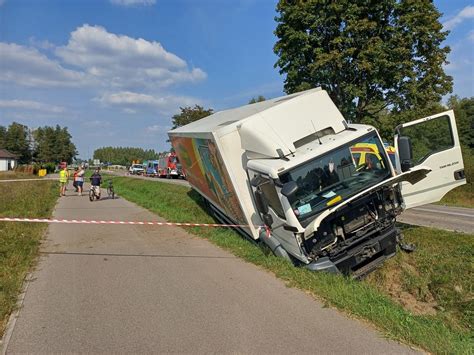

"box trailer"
[168,88,465,277]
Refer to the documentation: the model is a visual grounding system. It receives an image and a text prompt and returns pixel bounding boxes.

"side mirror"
[398,136,413,172]
[254,189,269,214]
[281,181,298,198]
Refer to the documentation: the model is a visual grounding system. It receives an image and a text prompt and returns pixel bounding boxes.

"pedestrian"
[59,165,69,197]
[77,165,85,196]
[73,167,79,192]
[89,168,102,199]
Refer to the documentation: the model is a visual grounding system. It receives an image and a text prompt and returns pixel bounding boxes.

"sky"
[0,0,473,159]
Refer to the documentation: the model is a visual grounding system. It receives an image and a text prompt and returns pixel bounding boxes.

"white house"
[0,149,19,171]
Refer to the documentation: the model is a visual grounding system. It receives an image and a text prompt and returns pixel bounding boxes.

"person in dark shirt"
[322,160,340,188]
[90,169,102,199]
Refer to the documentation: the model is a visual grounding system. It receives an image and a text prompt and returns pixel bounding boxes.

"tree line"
[0,122,77,164]
[93,147,162,166]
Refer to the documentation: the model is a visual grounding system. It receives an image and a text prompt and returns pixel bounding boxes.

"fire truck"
[157,152,185,179]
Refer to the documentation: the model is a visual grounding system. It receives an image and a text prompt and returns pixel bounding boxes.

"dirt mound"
[379,266,437,316]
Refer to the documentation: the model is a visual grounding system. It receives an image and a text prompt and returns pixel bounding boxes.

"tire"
[89,189,94,202]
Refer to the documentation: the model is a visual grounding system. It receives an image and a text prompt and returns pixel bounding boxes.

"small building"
[0,149,19,171]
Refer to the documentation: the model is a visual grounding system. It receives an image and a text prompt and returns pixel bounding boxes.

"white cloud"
[56,25,205,89]
[469,30,474,42]
[0,43,88,87]
[96,91,199,114]
[443,6,474,31]
[146,124,171,134]
[109,0,156,6]
[0,99,66,113]
[1,25,205,91]
[29,37,56,50]
[0,0,5,6]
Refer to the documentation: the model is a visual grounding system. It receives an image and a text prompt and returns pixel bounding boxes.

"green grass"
[0,173,59,335]
[367,225,473,333]
[0,171,37,180]
[110,176,473,354]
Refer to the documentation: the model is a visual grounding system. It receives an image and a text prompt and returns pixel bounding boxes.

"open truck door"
[394,110,466,209]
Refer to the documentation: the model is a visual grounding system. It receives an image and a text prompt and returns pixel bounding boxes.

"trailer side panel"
[171,136,247,225]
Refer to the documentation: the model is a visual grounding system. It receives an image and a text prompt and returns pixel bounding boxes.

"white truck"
[168,88,465,277]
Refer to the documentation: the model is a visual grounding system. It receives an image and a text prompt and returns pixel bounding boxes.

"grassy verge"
[368,225,473,333]
[110,176,472,354]
[0,173,59,336]
[0,171,38,180]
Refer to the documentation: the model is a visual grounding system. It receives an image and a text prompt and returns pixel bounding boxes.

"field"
[0,173,58,336]
[109,176,472,354]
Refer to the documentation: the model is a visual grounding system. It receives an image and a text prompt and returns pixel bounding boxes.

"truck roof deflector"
[238,119,291,159]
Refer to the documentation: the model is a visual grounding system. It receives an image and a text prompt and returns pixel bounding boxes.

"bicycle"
[89,185,101,202]
[106,180,115,199]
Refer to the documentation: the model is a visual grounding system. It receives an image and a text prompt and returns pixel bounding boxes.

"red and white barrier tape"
[0,217,249,228]
[0,217,272,236]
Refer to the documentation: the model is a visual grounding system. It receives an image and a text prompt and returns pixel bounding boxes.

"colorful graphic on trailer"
[171,136,246,224]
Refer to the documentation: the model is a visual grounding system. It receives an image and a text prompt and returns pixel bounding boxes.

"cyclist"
[90,168,102,199]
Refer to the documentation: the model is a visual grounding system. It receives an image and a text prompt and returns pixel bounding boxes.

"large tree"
[274,0,452,123]
[171,105,214,129]
[0,125,6,148]
[34,125,77,163]
[4,122,31,163]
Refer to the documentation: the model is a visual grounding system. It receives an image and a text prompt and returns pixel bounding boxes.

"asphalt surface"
[398,204,474,234]
[111,169,473,233]
[3,183,417,354]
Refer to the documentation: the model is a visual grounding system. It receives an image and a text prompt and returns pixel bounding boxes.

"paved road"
[108,170,472,233]
[3,183,416,354]
[399,204,474,234]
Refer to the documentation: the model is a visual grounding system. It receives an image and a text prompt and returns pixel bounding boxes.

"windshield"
[279,132,391,222]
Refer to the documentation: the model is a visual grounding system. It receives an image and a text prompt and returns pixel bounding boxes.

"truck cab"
[244,111,464,276]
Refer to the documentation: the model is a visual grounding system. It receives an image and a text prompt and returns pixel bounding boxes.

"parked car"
[129,164,144,175]
[145,160,159,177]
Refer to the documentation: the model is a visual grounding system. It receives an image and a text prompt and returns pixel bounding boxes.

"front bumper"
[306,227,397,278]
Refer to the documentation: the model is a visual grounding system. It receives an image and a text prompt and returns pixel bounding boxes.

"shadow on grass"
[186,189,210,213]
[186,188,270,254]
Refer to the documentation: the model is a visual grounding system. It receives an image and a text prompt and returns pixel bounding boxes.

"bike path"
[4,184,417,354]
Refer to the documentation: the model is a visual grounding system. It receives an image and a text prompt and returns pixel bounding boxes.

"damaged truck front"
[169,88,466,277]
